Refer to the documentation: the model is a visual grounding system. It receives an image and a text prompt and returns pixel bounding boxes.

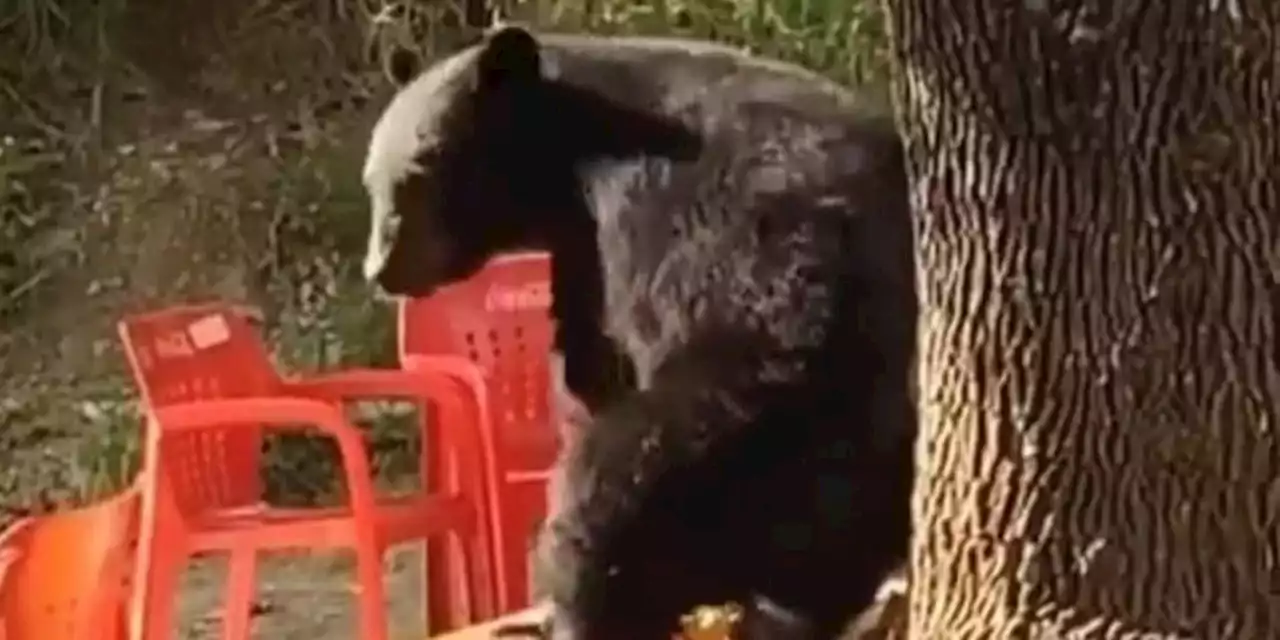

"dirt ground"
[176,546,427,640]
[170,550,905,640]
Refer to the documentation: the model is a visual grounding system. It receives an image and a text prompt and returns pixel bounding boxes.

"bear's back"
[571,80,908,389]
[537,33,882,128]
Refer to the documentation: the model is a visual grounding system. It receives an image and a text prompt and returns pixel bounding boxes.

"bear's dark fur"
[362,25,916,639]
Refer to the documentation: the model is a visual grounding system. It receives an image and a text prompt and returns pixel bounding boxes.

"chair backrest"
[0,489,139,640]
[398,252,557,473]
[117,303,279,516]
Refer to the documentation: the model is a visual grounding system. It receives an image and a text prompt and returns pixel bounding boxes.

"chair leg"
[423,417,460,634]
[354,544,389,640]
[425,536,460,633]
[467,529,497,624]
[222,549,257,640]
[132,547,183,640]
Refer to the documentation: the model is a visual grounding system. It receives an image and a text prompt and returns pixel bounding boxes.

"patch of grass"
[0,135,69,324]
[67,384,142,499]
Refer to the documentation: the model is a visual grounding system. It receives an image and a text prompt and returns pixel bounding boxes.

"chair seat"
[187,495,476,552]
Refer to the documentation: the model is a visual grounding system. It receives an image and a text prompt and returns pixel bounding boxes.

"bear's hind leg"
[533,512,736,640]
[538,331,817,638]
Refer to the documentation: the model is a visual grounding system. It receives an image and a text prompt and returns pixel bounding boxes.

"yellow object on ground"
[429,603,741,639]
[429,605,550,639]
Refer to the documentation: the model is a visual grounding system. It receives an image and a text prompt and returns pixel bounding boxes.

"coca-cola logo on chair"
[484,282,551,312]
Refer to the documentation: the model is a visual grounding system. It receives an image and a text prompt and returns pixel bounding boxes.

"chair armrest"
[394,354,486,386]
[280,367,496,498]
[148,398,380,528]
[397,355,492,421]
[284,362,493,436]
[280,364,498,529]
[282,364,479,405]
[152,397,360,441]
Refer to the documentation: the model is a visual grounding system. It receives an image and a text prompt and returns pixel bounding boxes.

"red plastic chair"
[0,487,140,640]
[117,303,496,640]
[397,252,558,614]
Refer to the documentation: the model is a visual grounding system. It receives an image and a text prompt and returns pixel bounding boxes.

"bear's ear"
[475,25,542,89]
[386,46,421,88]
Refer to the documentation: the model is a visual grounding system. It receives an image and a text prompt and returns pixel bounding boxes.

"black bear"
[362,25,916,639]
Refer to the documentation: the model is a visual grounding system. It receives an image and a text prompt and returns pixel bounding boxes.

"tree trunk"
[884,2,1280,638]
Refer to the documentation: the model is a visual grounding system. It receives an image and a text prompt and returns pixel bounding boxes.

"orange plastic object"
[117,303,496,640]
[398,252,558,615]
[0,487,140,640]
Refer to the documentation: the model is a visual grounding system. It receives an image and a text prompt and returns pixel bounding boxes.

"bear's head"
[361,24,702,298]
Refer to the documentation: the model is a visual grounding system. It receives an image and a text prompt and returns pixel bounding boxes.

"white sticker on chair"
[187,313,232,350]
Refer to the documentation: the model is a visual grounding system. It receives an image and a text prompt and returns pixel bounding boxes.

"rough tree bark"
[884,2,1280,638]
